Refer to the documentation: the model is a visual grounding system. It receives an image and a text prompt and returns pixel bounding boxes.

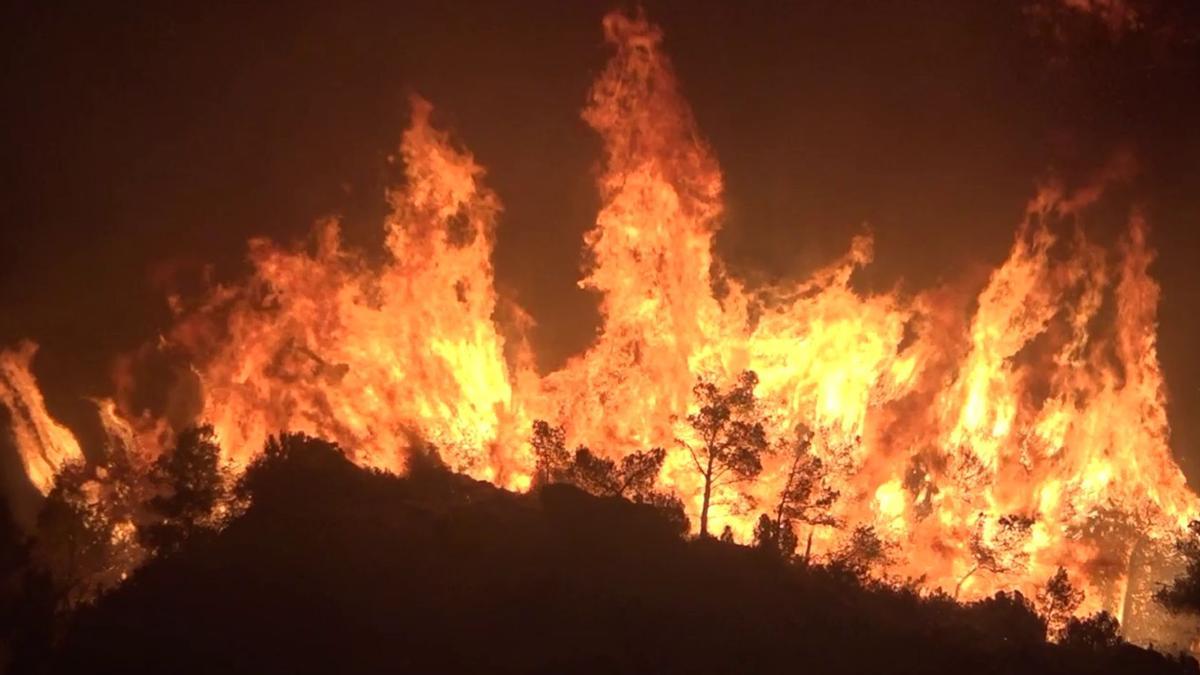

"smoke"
[1060,0,1141,35]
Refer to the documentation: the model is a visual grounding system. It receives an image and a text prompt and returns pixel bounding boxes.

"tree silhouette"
[1062,611,1122,650]
[1156,520,1200,614]
[831,524,897,579]
[966,590,1048,650]
[236,433,355,505]
[139,425,232,554]
[766,425,839,561]
[680,371,769,538]
[752,512,801,559]
[33,462,115,609]
[1038,567,1084,640]
[567,446,622,496]
[530,420,571,485]
[954,513,1033,598]
[528,421,686,531]
[615,447,668,501]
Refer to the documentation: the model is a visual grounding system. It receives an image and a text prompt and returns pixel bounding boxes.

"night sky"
[2,2,1198,477]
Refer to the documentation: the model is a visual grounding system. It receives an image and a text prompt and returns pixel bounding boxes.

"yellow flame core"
[2,10,1196,632]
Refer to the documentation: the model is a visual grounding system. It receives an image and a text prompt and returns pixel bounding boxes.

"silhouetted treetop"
[681,370,770,538]
[140,425,233,554]
[531,419,571,485]
[831,524,897,580]
[529,420,687,533]
[1039,566,1084,640]
[767,425,840,561]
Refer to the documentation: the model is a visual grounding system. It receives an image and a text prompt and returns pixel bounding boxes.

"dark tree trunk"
[699,455,715,538]
[954,564,979,599]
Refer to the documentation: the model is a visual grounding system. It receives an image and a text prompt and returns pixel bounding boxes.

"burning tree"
[531,420,572,486]
[1038,566,1084,640]
[830,524,897,579]
[1156,519,1200,614]
[1063,612,1123,650]
[760,425,840,561]
[33,462,131,609]
[954,514,1034,598]
[680,371,769,538]
[139,425,234,554]
[529,421,685,528]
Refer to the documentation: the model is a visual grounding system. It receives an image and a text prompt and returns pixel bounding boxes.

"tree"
[569,445,675,501]
[954,513,1034,599]
[531,420,664,498]
[567,446,621,496]
[1062,611,1122,650]
[963,591,1048,650]
[33,462,116,610]
[766,425,839,561]
[831,524,897,579]
[140,425,231,554]
[753,513,798,558]
[680,371,769,538]
[1038,567,1084,640]
[530,420,571,486]
[1156,520,1200,614]
[529,421,687,532]
[615,447,669,502]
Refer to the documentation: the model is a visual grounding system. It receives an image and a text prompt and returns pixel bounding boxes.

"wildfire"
[2,9,1196,639]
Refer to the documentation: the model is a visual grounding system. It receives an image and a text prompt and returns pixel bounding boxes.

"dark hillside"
[44,438,1199,674]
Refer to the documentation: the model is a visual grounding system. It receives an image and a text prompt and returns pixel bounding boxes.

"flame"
[163,96,534,485]
[0,341,84,493]
[2,9,1197,634]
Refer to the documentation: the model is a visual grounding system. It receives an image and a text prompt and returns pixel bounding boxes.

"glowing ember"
[2,9,1196,636]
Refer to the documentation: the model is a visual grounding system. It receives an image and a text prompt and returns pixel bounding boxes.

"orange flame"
[0,342,84,494]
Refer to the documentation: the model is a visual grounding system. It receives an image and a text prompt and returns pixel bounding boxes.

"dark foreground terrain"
[9,438,1200,674]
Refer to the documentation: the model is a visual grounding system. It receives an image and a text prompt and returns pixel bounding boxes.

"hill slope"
[47,439,1199,674]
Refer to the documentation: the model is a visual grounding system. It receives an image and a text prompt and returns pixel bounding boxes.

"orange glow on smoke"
[2,10,1196,629]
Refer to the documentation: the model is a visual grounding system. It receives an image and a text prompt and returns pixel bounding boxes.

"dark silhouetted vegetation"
[760,425,839,561]
[1063,611,1123,650]
[31,461,129,611]
[139,425,234,553]
[829,523,898,580]
[681,370,769,538]
[1039,567,1085,640]
[1159,520,1200,614]
[530,420,687,534]
[10,434,1192,675]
